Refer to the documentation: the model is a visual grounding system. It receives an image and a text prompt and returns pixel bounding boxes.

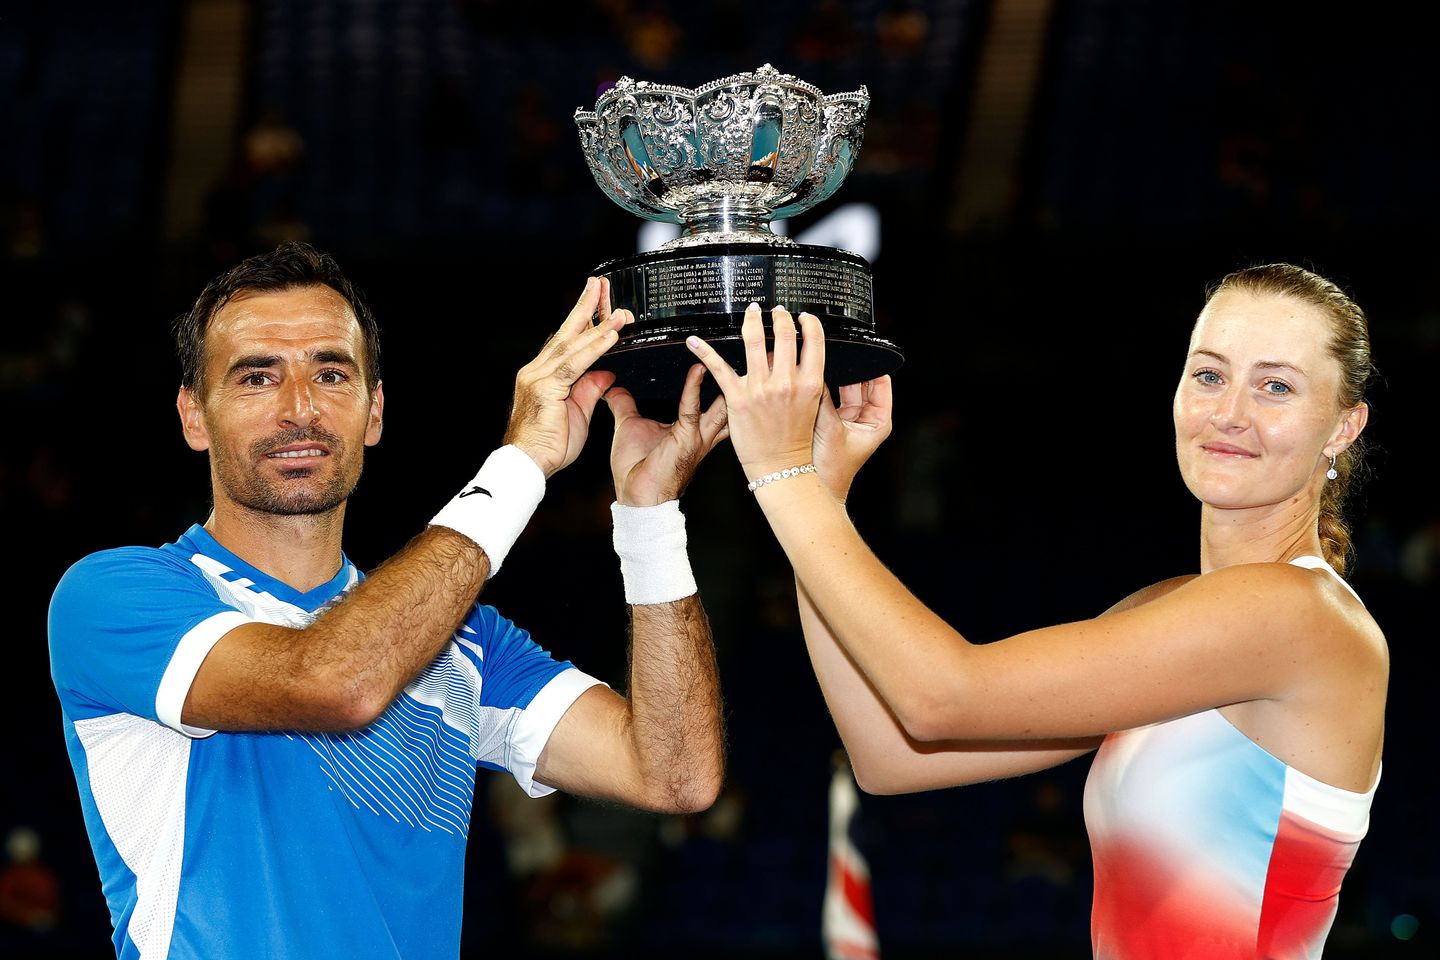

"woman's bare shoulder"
[1129,562,1386,667]
[1106,563,1382,646]
[1100,574,1199,616]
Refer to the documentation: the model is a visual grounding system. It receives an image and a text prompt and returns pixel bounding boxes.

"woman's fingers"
[797,311,826,385]
[688,305,829,406]
[819,381,844,425]
[836,381,864,420]
[863,375,893,423]
[740,302,769,378]
[686,334,743,397]
[770,305,797,374]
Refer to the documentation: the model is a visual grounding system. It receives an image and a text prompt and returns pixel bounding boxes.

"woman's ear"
[1325,402,1369,458]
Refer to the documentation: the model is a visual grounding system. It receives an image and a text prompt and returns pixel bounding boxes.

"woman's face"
[1173,289,1363,511]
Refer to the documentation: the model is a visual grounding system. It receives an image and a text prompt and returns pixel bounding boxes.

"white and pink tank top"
[1083,556,1378,959]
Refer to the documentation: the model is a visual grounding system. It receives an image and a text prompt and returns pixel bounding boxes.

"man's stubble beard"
[211,426,362,517]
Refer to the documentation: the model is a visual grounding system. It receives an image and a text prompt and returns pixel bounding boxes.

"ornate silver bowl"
[574,65,901,398]
[575,64,869,248]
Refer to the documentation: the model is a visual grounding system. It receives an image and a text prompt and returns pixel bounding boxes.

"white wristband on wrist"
[611,500,697,605]
[429,445,545,577]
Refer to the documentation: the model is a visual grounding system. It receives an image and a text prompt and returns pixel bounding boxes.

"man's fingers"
[528,279,618,373]
[546,319,621,387]
[740,302,768,378]
[596,276,613,327]
[676,362,705,427]
[603,384,640,423]
[570,370,616,421]
[685,335,742,396]
[700,392,729,447]
[553,278,623,346]
[797,311,826,383]
[558,277,604,339]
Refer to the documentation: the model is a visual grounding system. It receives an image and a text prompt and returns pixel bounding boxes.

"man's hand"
[604,363,730,506]
[812,376,893,502]
[504,277,628,478]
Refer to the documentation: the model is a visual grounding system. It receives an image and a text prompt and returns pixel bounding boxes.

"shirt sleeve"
[49,547,256,738]
[464,604,605,798]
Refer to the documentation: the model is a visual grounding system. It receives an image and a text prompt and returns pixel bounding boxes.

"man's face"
[177,285,383,517]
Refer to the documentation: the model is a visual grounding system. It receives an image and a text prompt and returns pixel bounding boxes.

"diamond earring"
[1326,455,1338,481]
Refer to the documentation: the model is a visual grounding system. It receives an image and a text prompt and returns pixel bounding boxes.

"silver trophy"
[575,64,903,397]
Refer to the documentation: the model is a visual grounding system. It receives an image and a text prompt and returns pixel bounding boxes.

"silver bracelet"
[746,463,817,492]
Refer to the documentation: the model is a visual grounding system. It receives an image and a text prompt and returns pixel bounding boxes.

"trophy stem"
[677,196,776,240]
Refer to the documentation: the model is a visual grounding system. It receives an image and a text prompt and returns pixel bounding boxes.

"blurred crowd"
[3,1,1436,957]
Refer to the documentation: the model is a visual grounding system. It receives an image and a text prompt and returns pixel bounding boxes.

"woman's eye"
[1193,369,1222,385]
[1263,380,1291,395]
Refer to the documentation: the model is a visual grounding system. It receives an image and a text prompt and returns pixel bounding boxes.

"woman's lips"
[1202,442,1257,458]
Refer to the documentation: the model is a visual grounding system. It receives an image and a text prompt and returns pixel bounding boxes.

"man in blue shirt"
[49,242,729,959]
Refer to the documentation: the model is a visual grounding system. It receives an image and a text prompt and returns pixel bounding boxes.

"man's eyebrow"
[225,350,359,378]
[312,349,359,367]
[226,355,280,377]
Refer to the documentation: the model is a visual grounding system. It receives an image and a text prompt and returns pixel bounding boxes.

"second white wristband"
[611,500,697,605]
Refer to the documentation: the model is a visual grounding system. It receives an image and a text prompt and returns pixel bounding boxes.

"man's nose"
[279,377,319,427]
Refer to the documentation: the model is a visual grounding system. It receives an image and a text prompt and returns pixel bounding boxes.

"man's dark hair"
[174,241,382,394]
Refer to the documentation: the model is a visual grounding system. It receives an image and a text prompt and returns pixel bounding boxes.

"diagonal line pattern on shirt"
[288,640,500,835]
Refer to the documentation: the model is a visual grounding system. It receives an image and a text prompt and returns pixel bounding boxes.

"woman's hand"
[685,303,825,481]
[813,376,893,502]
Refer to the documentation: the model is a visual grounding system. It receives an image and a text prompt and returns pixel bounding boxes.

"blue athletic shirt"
[49,523,603,959]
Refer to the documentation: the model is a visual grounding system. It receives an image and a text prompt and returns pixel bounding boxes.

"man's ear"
[177,386,211,452]
[364,380,384,447]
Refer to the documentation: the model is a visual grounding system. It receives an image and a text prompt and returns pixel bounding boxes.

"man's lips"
[266,443,329,460]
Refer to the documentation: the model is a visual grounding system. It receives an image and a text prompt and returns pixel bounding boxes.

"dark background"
[3,1,1435,957]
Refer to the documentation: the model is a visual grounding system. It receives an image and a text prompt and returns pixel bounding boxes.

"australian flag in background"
[823,754,879,960]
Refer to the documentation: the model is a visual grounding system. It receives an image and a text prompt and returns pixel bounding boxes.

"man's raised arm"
[532,360,730,813]
[182,280,624,732]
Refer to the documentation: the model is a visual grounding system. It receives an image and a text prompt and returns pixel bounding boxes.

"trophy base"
[593,242,903,399]
[599,328,904,401]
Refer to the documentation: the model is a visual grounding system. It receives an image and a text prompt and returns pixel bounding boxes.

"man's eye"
[242,373,271,387]
[317,370,347,384]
